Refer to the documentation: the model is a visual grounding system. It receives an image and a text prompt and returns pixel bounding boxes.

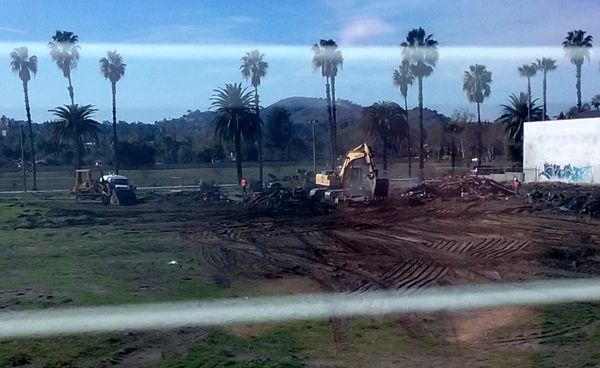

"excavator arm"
[338,143,379,184]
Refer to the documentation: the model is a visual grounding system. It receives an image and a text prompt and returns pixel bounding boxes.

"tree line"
[4,28,598,188]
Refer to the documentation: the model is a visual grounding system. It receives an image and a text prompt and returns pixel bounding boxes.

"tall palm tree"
[49,104,102,169]
[498,93,542,161]
[49,30,80,105]
[518,63,538,122]
[562,30,593,110]
[99,50,126,174]
[240,49,268,186]
[392,59,414,177]
[592,95,600,110]
[462,64,492,166]
[536,58,557,120]
[210,83,255,182]
[362,101,408,171]
[401,28,438,174]
[10,46,38,190]
[312,39,343,169]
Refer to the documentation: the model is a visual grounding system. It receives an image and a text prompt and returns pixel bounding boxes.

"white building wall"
[523,118,600,184]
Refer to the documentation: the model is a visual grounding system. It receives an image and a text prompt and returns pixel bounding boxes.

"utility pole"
[20,125,27,192]
[308,120,318,173]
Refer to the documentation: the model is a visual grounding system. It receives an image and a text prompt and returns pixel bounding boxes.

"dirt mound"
[403,176,515,200]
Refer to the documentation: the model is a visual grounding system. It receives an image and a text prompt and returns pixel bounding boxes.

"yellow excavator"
[310,143,389,201]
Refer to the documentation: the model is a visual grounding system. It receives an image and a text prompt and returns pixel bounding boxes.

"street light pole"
[308,120,318,173]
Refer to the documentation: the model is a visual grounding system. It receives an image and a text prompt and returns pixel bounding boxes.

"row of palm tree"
[7,28,596,186]
[9,31,126,190]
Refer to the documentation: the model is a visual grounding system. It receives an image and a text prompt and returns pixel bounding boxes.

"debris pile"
[527,184,600,217]
[246,187,312,209]
[193,182,224,202]
[403,176,516,200]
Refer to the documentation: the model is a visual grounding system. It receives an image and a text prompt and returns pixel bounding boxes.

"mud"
[28,183,600,366]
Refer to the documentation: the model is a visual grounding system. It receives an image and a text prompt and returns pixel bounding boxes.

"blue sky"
[1,0,599,123]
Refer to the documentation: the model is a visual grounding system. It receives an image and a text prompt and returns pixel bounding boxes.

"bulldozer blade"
[371,178,389,199]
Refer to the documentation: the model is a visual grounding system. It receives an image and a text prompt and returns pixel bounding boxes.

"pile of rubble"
[246,187,312,209]
[403,176,516,200]
[527,184,600,217]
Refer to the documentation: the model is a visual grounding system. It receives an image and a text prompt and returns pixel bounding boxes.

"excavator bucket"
[371,178,389,199]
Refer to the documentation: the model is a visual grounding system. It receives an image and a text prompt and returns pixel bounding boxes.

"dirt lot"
[1,180,599,367]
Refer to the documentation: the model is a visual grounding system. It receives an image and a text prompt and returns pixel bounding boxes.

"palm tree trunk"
[576,62,582,109]
[235,118,243,182]
[477,102,482,166]
[527,77,532,122]
[331,76,338,165]
[325,77,334,169]
[542,70,547,120]
[254,86,263,187]
[404,95,411,178]
[23,81,37,191]
[112,81,119,174]
[75,136,83,169]
[418,77,424,174]
[67,73,75,106]
[382,138,388,171]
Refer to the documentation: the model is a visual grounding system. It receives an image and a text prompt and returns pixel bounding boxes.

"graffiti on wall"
[539,163,593,183]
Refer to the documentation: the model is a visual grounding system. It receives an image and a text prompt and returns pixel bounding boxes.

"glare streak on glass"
[1,278,599,338]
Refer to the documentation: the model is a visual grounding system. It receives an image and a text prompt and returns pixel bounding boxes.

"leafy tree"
[591,95,600,110]
[463,64,492,165]
[362,101,408,171]
[210,83,255,182]
[442,120,465,170]
[562,30,593,109]
[401,28,438,173]
[100,50,126,173]
[536,58,557,120]
[49,104,102,168]
[265,106,295,160]
[117,141,155,167]
[10,46,38,190]
[498,93,542,161]
[48,30,80,105]
[312,39,343,169]
[392,59,414,177]
[518,63,538,122]
[240,49,268,185]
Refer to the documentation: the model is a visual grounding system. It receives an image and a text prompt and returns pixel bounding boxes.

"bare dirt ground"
[4,179,600,367]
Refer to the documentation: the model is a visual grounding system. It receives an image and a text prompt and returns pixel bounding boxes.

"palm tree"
[562,30,593,110]
[240,49,268,186]
[10,46,38,190]
[401,28,438,174]
[442,120,464,171]
[462,64,492,166]
[49,31,80,105]
[392,59,414,177]
[99,50,126,174]
[518,63,538,122]
[49,104,102,169]
[312,39,343,169]
[536,58,557,120]
[362,101,408,171]
[498,93,542,161]
[210,83,255,182]
[591,95,600,110]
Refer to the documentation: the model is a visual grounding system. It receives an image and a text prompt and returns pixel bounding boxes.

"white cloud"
[340,17,395,45]
[0,27,24,34]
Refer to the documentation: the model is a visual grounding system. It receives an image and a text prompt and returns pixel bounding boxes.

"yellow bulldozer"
[72,169,137,205]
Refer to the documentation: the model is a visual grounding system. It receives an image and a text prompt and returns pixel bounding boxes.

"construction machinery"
[310,143,389,201]
[72,169,137,205]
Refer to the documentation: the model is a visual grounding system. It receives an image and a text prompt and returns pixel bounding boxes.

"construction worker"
[240,177,248,194]
[513,177,521,194]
